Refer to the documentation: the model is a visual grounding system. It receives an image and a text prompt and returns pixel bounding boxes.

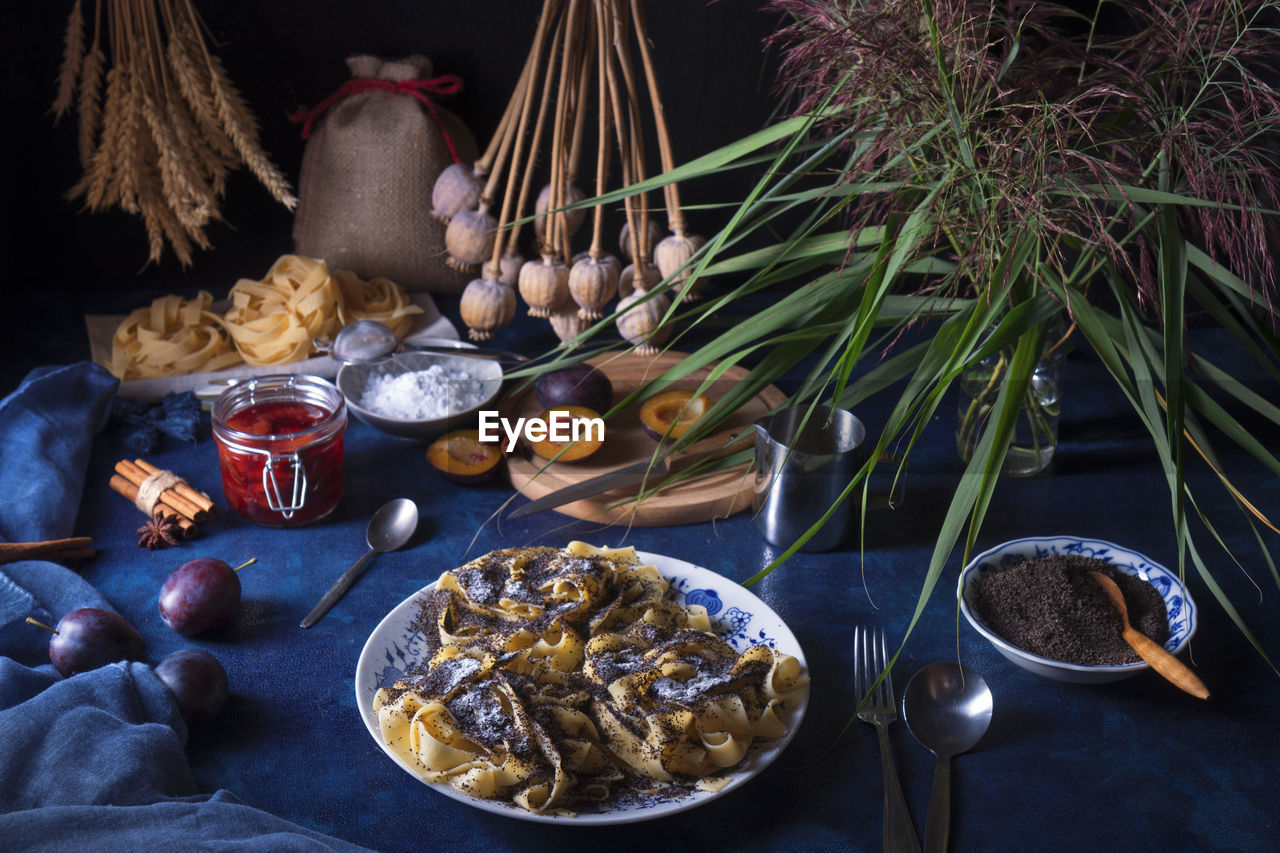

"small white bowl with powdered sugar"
[337,348,504,440]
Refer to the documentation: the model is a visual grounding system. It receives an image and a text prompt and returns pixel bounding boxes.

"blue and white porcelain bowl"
[958,535,1197,684]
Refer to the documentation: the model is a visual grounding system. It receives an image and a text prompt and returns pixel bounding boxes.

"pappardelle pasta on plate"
[371,543,807,816]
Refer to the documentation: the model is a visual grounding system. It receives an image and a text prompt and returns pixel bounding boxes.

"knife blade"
[505,430,754,520]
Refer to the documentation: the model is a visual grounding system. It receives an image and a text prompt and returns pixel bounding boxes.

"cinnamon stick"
[113,459,207,522]
[133,458,214,515]
[0,537,96,565]
[109,474,198,537]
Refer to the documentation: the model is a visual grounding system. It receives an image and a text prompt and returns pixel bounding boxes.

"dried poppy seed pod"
[615,287,672,356]
[618,262,662,299]
[432,163,485,223]
[518,255,570,318]
[497,247,525,287]
[460,276,516,341]
[655,231,707,301]
[549,301,591,346]
[575,250,620,274]
[445,206,497,273]
[534,182,586,244]
[619,219,664,261]
[568,253,620,319]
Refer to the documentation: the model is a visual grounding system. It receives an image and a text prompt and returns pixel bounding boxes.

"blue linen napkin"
[0,363,118,663]
[0,658,370,852]
[0,363,117,544]
[0,363,371,851]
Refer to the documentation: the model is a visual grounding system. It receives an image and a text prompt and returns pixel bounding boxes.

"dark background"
[0,1,783,390]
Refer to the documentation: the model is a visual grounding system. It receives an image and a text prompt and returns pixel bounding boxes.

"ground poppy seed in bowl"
[972,554,1169,666]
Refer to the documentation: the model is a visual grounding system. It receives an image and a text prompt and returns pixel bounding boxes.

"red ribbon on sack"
[289,75,465,163]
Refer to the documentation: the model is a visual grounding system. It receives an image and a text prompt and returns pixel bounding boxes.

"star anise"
[136,511,182,549]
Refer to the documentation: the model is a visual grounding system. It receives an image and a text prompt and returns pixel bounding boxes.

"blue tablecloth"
[1,326,1277,851]
[0,364,371,852]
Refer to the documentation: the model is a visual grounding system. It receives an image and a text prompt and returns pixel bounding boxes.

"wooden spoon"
[1089,571,1209,700]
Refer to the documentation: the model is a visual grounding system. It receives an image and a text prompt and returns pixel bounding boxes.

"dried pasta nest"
[223,255,346,366]
[331,268,422,338]
[109,291,241,380]
[223,255,421,366]
[110,254,422,377]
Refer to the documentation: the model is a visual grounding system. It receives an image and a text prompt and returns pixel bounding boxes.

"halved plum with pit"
[426,430,503,483]
[528,406,605,463]
[639,390,712,440]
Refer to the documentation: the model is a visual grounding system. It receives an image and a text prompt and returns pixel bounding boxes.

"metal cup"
[751,405,868,552]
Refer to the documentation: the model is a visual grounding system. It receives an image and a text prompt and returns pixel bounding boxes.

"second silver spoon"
[902,662,993,853]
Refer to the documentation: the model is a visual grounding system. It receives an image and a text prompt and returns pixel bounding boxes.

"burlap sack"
[292,55,477,293]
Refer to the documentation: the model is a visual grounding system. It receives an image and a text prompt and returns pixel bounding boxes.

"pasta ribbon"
[331,268,422,337]
[109,291,241,379]
[223,255,344,365]
[108,254,421,377]
[373,542,806,815]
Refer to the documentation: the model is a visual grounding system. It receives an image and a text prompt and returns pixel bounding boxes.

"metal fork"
[856,625,922,853]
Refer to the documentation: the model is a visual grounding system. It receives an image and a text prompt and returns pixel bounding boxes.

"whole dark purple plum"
[534,364,613,413]
[154,648,229,726]
[28,608,147,677]
[158,557,246,636]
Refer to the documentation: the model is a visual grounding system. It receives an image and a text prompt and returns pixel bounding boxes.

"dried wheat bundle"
[53,0,296,267]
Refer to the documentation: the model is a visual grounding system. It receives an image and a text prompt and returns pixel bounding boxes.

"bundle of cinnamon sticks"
[109,457,215,538]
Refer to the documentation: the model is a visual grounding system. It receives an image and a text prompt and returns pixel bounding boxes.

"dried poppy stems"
[445,0,694,345]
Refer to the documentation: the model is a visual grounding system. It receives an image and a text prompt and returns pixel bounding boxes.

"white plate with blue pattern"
[959,535,1198,684]
[355,550,810,823]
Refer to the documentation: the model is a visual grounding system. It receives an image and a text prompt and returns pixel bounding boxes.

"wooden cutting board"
[505,351,786,526]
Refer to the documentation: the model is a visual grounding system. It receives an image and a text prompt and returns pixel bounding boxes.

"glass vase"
[955,338,1064,477]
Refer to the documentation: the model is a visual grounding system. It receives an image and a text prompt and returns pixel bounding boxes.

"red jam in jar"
[211,375,346,526]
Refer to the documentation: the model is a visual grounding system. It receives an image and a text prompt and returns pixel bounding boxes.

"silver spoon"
[902,662,993,853]
[299,498,419,628]
[315,320,528,367]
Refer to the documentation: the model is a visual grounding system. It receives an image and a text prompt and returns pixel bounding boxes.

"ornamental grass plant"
[530,0,1280,665]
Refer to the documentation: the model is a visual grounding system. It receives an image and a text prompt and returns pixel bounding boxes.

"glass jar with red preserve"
[211,375,347,526]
